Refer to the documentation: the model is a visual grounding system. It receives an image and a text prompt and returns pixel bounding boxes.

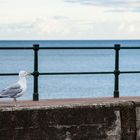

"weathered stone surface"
[0,107,120,140]
[136,107,140,140]
[120,102,136,140]
[0,97,140,140]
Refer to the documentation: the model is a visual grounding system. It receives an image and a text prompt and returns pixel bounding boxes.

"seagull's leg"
[13,98,17,106]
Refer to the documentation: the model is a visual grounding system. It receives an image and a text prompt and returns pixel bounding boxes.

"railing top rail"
[39,47,114,49]
[0,46,113,50]
[0,46,140,50]
[0,47,33,50]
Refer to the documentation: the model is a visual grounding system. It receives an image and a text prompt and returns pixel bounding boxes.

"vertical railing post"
[33,44,39,101]
[114,44,120,98]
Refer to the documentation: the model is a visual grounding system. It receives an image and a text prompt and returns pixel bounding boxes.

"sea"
[0,40,140,100]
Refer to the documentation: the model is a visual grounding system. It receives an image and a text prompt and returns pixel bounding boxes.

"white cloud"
[129,24,135,32]
[0,0,140,39]
[118,23,137,33]
[65,0,140,12]
[118,23,125,31]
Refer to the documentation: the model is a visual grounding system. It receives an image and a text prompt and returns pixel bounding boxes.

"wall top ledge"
[0,96,140,111]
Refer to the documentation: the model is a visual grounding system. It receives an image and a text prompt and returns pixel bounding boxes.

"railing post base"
[33,93,39,101]
[114,91,119,98]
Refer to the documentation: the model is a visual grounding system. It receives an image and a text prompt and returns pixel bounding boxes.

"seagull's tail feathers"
[0,92,3,98]
[0,94,5,98]
[0,94,8,98]
[0,91,8,98]
[0,95,4,98]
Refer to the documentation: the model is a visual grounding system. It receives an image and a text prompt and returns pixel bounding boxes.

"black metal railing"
[0,44,140,101]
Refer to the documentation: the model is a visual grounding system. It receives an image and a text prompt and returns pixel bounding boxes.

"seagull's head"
[19,71,31,77]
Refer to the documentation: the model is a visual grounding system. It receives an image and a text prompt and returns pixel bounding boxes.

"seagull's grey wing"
[0,83,22,98]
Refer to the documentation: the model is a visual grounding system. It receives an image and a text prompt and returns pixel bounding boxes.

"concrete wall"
[0,99,140,140]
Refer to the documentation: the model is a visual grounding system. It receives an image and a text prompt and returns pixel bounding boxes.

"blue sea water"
[0,40,140,100]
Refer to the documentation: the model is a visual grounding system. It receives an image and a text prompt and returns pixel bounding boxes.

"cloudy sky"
[0,0,140,39]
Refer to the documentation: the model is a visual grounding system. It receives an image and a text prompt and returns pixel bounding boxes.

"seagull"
[0,71,31,106]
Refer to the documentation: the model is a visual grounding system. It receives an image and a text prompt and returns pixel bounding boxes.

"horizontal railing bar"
[35,46,140,49]
[0,72,113,76]
[0,46,140,50]
[39,47,114,49]
[120,71,140,74]
[1,71,140,76]
[121,47,140,49]
[40,71,140,75]
[0,73,19,76]
[0,47,114,50]
[0,47,33,50]
[39,72,114,75]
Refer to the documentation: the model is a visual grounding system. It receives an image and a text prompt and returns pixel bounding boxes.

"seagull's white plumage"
[0,71,31,105]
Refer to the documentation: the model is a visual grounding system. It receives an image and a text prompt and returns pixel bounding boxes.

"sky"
[0,0,140,40]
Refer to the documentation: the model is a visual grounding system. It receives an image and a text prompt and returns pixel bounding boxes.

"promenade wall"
[0,98,140,140]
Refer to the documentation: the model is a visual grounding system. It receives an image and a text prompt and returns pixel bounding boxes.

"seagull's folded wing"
[0,83,22,98]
